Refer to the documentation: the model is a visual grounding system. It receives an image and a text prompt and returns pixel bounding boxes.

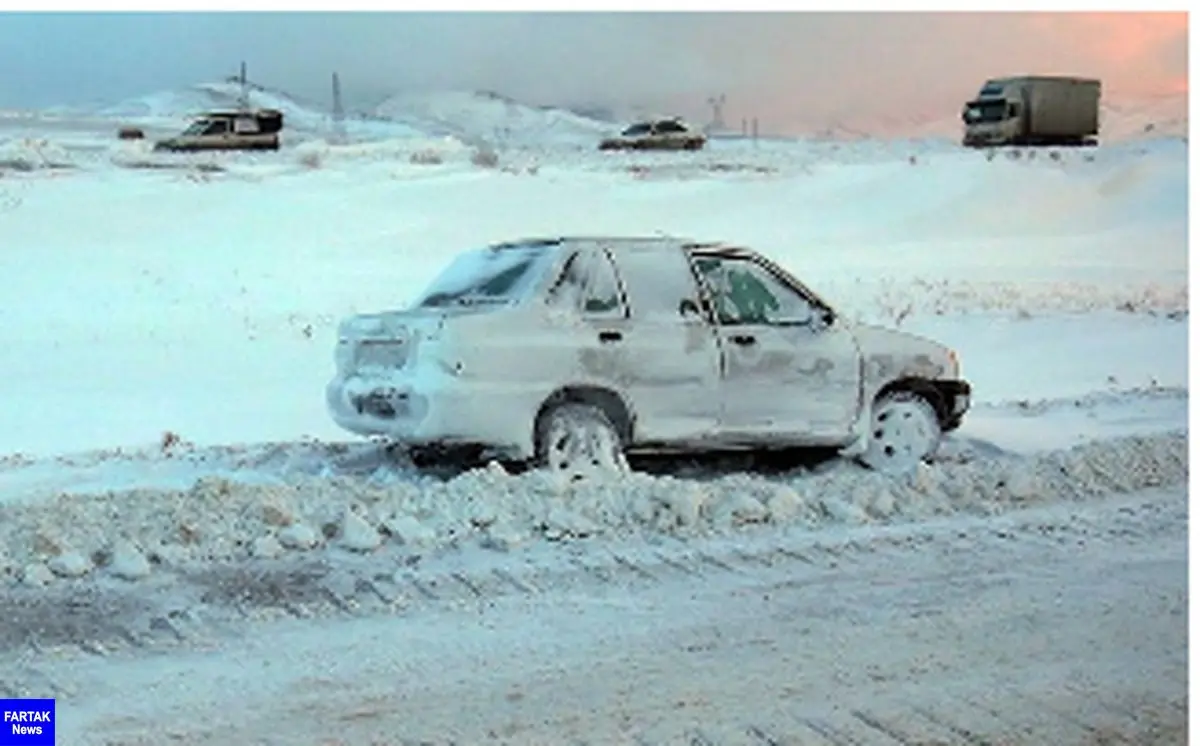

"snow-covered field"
[0,88,1188,744]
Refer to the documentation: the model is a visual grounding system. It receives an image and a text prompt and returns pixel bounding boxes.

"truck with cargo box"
[961,76,1100,148]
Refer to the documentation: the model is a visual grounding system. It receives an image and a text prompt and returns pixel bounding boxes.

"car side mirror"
[679,298,703,318]
[780,307,833,329]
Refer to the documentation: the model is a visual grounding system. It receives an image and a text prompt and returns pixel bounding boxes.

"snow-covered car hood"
[850,323,960,382]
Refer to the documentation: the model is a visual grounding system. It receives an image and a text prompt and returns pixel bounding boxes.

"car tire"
[535,403,629,477]
[857,390,942,473]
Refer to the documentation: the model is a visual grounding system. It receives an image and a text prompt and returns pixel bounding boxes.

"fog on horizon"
[0,11,1187,132]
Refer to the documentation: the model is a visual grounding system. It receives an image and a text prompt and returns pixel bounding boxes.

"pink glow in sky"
[0,11,1187,132]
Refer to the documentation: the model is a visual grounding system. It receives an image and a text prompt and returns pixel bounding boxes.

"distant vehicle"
[153,109,283,153]
[599,118,707,151]
[961,76,1100,148]
[326,237,972,474]
[117,126,145,140]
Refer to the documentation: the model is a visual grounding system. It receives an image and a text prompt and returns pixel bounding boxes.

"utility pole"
[331,72,346,143]
[707,93,726,133]
[238,61,249,110]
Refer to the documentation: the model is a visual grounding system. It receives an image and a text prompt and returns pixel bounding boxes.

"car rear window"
[413,243,558,309]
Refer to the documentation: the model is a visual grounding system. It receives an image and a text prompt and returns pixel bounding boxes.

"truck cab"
[962,80,1022,147]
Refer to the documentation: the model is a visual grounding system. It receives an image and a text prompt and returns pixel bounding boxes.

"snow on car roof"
[489,235,699,250]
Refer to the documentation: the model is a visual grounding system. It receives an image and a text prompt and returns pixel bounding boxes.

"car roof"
[488,236,751,254]
[197,108,283,119]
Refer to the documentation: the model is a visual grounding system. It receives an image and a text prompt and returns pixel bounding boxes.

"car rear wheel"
[858,390,942,473]
[536,403,629,477]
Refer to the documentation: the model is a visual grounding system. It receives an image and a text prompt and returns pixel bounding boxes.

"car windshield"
[414,243,558,309]
[182,119,211,136]
[621,123,652,136]
[963,100,1009,124]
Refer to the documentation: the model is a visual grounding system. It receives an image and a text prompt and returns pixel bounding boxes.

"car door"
[654,119,688,149]
[201,118,230,150]
[605,243,723,446]
[690,250,862,443]
[549,245,634,383]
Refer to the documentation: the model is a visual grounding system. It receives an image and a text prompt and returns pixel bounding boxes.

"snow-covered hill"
[373,89,613,147]
[13,80,1186,150]
[37,83,614,147]
[85,81,423,141]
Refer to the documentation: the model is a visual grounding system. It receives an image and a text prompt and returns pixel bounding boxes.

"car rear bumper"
[326,374,539,459]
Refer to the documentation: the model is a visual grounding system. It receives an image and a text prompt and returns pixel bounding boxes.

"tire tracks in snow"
[43,486,1187,746]
[0,487,1183,663]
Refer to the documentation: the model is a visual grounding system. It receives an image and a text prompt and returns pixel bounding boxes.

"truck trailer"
[961,76,1100,148]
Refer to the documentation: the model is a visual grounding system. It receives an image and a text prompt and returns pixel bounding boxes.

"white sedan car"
[327,236,971,474]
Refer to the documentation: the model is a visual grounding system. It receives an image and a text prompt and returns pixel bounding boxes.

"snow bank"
[1101,93,1189,142]
[0,138,76,171]
[831,276,1189,321]
[103,139,231,174]
[291,136,471,169]
[0,431,1185,585]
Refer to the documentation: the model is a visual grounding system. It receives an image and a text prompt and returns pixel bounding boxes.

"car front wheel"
[535,403,629,477]
[858,390,942,473]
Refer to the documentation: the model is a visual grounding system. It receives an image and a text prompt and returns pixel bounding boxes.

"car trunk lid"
[337,310,447,375]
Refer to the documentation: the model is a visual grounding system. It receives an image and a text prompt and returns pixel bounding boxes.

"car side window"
[612,246,704,322]
[203,119,229,136]
[693,255,816,326]
[545,249,625,318]
[580,250,624,317]
[656,120,687,134]
[233,117,260,134]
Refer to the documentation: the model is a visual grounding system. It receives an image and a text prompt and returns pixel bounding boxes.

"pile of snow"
[0,138,76,171]
[0,431,1185,585]
[102,135,484,178]
[374,90,611,148]
[291,135,473,169]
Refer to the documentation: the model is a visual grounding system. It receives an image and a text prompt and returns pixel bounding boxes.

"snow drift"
[0,431,1186,586]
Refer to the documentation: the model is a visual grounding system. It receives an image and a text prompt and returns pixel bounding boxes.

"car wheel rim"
[545,413,627,476]
[866,399,938,471]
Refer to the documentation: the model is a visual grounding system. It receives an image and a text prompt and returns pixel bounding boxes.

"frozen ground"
[4,487,1189,745]
[0,94,1189,743]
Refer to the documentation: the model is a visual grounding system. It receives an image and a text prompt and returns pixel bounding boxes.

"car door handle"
[598,330,623,343]
[731,334,756,346]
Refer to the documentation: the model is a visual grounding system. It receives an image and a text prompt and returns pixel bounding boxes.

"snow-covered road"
[25,486,1186,745]
[0,115,1187,744]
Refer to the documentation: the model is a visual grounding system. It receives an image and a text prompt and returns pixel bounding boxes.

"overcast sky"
[0,11,1186,130]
